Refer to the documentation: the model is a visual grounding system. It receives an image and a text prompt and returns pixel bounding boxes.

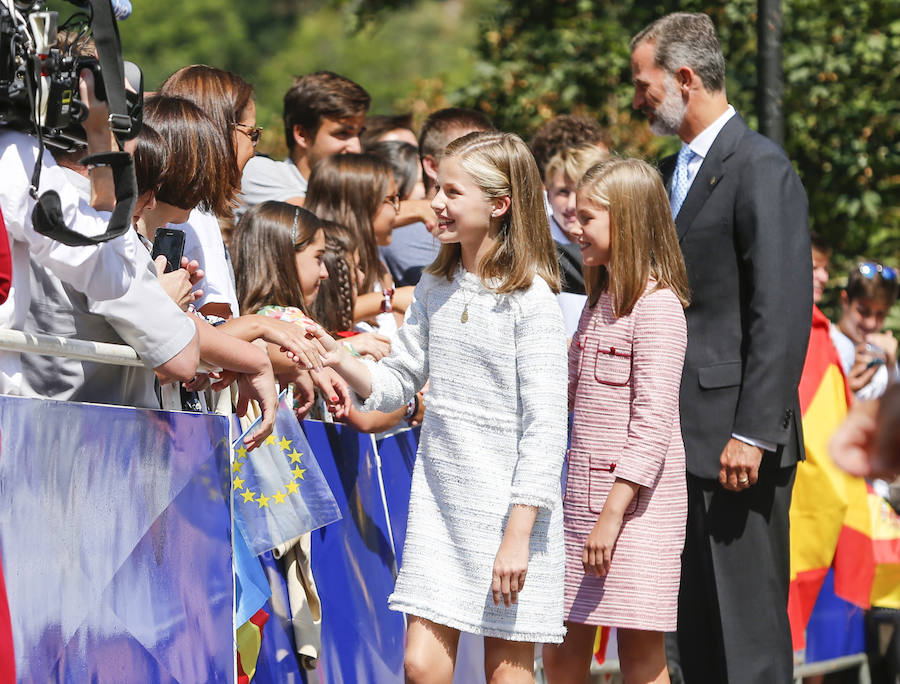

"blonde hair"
[543,144,609,188]
[578,157,690,316]
[426,131,560,294]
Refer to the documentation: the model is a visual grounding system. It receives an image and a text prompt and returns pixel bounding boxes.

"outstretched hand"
[234,361,278,450]
[257,317,327,371]
[304,324,344,365]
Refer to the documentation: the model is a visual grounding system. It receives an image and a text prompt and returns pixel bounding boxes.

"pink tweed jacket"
[563,286,687,630]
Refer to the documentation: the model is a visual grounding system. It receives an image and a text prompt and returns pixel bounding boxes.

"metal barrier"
[0,328,880,683]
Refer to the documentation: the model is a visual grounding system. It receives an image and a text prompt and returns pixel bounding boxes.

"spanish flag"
[832,478,900,610]
[788,306,853,649]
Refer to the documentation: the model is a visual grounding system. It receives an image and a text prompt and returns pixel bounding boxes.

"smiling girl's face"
[575,192,611,268]
[295,228,328,302]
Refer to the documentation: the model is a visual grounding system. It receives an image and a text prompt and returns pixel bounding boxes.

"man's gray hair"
[631,13,727,93]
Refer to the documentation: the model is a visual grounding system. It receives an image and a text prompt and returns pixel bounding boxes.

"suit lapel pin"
[710,176,718,186]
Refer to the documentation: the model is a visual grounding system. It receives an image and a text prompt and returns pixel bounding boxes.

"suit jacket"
[556,241,586,295]
[661,114,812,479]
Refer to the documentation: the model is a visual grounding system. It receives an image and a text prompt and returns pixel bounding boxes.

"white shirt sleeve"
[0,131,135,300]
[238,156,307,209]
[87,232,197,368]
[175,209,239,317]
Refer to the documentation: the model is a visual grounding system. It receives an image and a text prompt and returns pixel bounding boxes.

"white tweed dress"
[360,268,569,643]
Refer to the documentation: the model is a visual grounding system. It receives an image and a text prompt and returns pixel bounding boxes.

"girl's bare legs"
[541,621,596,683]
[484,636,535,684]
[405,616,460,684]
[617,628,669,684]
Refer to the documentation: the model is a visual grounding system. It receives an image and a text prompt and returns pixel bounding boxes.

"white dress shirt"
[0,130,137,392]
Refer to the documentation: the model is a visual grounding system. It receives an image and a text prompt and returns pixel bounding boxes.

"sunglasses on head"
[858,261,897,282]
[231,122,263,146]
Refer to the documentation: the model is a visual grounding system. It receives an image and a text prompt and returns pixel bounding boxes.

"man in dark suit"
[630,13,812,683]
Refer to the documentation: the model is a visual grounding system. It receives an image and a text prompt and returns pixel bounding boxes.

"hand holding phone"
[151,227,186,274]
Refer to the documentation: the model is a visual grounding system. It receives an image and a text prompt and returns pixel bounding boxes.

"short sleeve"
[177,209,239,317]
[88,233,196,368]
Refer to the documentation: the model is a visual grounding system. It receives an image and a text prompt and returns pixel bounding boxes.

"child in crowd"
[544,144,609,296]
[308,131,568,683]
[542,158,690,684]
[830,261,899,400]
[305,154,412,334]
[231,203,413,427]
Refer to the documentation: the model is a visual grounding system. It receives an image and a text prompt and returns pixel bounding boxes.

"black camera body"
[0,1,141,152]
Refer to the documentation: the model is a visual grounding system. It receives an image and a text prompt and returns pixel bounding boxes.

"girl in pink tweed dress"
[543,159,690,684]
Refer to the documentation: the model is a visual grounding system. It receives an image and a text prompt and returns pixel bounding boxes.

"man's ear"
[293,124,311,152]
[840,289,850,310]
[422,155,439,181]
[491,195,512,219]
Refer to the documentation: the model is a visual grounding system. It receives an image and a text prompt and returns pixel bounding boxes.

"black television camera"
[0,0,141,246]
[0,0,141,151]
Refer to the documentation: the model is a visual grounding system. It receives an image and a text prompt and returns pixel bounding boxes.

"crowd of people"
[0,8,896,684]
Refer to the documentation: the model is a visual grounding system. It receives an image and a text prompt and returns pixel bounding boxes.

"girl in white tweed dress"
[309,131,569,683]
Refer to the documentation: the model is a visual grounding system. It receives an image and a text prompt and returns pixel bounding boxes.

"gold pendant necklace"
[460,289,478,323]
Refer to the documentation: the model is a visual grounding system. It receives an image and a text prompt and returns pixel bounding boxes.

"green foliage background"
[47,0,898,320]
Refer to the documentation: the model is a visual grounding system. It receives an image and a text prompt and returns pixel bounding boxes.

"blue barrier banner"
[303,420,406,683]
[375,427,418,569]
[0,395,234,684]
[231,400,341,556]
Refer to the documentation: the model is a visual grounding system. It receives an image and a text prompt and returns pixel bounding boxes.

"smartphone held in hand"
[151,227,185,273]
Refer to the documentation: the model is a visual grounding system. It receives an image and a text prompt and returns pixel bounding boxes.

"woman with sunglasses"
[830,261,900,400]
[158,65,261,321]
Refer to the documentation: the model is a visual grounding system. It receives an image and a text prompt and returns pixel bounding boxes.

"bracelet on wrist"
[404,394,419,423]
[380,288,395,314]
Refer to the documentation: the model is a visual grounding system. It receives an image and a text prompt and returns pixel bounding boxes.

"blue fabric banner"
[303,421,406,683]
[0,395,234,684]
[231,400,341,556]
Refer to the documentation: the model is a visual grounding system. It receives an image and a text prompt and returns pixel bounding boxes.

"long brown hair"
[304,153,393,294]
[578,157,690,316]
[159,65,255,215]
[311,220,357,332]
[426,131,560,294]
[233,201,322,314]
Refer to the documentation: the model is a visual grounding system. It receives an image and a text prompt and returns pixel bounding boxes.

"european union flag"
[0,394,234,684]
[231,398,341,556]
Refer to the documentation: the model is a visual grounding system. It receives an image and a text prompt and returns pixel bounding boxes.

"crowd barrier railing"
[0,331,878,683]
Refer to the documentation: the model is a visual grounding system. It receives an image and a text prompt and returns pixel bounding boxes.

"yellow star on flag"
[291,466,307,480]
[288,450,303,464]
[264,434,277,446]
[233,475,245,490]
[285,481,300,494]
[278,436,292,451]
[272,491,286,504]
[256,493,271,508]
[235,445,248,460]
[241,489,257,503]
[232,460,244,473]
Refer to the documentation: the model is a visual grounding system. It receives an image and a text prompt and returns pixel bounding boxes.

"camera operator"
[0,208,10,305]
[0,69,139,393]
